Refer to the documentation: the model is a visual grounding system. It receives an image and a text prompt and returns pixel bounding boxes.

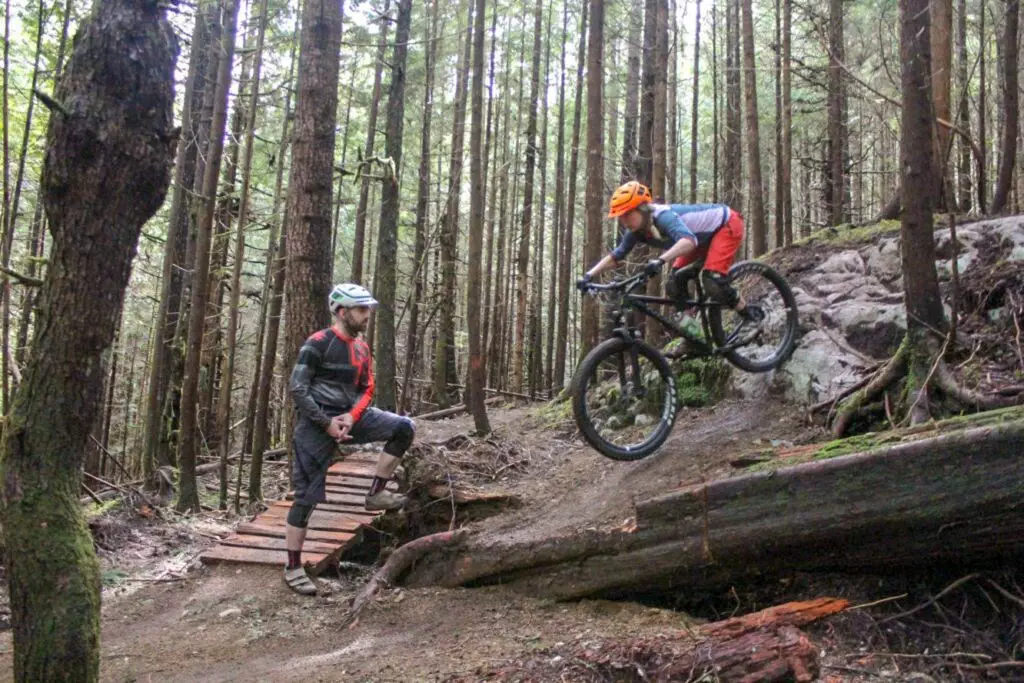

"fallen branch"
[341,529,466,629]
[0,264,44,287]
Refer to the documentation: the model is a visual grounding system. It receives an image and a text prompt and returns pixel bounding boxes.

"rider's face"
[619,209,646,232]
[338,305,372,333]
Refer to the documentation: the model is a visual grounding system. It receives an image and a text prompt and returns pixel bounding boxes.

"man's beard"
[343,314,367,334]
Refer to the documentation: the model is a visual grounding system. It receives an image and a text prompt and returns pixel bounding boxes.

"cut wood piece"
[327,462,378,477]
[220,534,345,555]
[236,522,360,541]
[267,499,371,514]
[699,598,849,637]
[424,483,520,505]
[200,545,329,569]
[324,475,396,490]
[403,419,1024,599]
[320,489,368,504]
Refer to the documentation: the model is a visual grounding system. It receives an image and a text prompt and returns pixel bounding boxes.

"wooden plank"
[200,545,328,567]
[259,506,378,527]
[327,462,378,477]
[268,499,374,516]
[319,490,367,504]
[236,522,362,539]
[220,534,349,555]
[324,475,395,490]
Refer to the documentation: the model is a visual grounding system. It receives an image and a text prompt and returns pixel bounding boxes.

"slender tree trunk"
[582,0,605,355]
[690,0,702,202]
[667,0,679,200]
[955,0,972,212]
[773,0,782,245]
[724,0,742,209]
[433,0,473,407]
[215,0,271,508]
[826,0,845,225]
[712,0,720,200]
[546,2,569,392]
[637,0,657,184]
[989,0,1019,212]
[512,0,543,392]
[466,0,491,431]
[977,0,987,212]
[373,0,411,413]
[554,0,588,389]
[351,0,392,284]
[622,5,642,179]
[741,0,766,254]
[533,2,552,397]
[781,0,792,243]
[401,0,439,414]
[0,0,175,675]
[652,0,669,197]
[176,0,240,513]
[931,0,954,208]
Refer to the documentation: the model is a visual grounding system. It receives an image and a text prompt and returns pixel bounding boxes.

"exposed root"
[935,360,1024,410]
[341,529,466,629]
[831,342,908,437]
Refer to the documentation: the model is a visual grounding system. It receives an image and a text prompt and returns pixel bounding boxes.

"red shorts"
[671,210,745,274]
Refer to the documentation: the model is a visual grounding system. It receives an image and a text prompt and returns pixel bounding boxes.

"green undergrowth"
[743,404,1024,474]
[790,219,902,250]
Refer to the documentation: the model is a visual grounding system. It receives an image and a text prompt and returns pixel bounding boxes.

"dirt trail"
[0,399,819,682]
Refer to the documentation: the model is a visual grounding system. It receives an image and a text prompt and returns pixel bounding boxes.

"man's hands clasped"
[327,413,354,442]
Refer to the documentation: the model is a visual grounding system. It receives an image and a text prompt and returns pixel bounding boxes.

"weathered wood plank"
[220,534,350,555]
[236,522,361,541]
[200,545,329,568]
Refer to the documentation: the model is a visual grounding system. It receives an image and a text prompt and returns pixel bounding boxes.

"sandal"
[284,565,318,596]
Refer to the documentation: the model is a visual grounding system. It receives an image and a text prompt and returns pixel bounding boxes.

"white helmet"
[328,283,378,314]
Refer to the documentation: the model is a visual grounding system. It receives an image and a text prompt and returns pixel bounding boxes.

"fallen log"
[451,598,848,682]
[194,447,286,476]
[414,396,502,421]
[403,415,1024,599]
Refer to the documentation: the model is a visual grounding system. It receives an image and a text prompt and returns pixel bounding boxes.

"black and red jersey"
[289,325,374,427]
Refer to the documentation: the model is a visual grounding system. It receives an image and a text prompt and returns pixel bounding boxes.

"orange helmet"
[607,181,652,218]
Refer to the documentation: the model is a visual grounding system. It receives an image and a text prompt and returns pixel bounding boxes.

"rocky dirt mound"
[732,216,1024,406]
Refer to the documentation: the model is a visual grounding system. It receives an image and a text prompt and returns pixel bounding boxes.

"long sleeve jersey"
[611,203,731,261]
[289,326,374,428]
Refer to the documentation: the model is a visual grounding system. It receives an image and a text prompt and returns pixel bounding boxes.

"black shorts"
[291,407,415,506]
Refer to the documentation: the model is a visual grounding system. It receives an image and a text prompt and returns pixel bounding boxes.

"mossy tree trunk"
[0,0,176,678]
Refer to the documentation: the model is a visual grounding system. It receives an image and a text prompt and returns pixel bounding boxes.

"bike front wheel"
[708,261,799,373]
[572,337,678,461]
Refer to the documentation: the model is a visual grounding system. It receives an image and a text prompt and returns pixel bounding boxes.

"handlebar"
[582,270,649,294]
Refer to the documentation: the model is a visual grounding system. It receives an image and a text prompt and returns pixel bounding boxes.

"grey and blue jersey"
[610,203,731,261]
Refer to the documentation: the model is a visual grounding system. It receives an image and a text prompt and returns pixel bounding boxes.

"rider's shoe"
[365,489,408,511]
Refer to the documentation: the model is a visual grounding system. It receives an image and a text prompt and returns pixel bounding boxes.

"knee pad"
[384,418,415,457]
[287,502,315,528]
[701,270,739,308]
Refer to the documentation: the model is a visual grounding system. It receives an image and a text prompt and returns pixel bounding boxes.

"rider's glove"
[645,258,665,277]
[576,273,593,292]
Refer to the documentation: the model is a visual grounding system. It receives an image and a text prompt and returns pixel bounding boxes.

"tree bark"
[176,0,241,513]
[689,0,702,202]
[724,0,742,210]
[433,0,473,407]
[637,0,657,185]
[931,0,954,208]
[955,0,972,212]
[554,1,587,389]
[741,0,767,255]
[781,0,792,243]
[466,0,491,432]
[0,0,176,676]
[582,0,605,356]
[989,0,1019,212]
[350,0,391,284]
[404,421,1024,599]
[373,0,411,413]
[511,0,543,393]
[621,5,642,180]
[545,3,568,393]
[401,0,439,415]
[826,0,846,226]
[216,0,271,508]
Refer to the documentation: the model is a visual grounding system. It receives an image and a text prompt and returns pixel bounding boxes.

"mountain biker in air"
[283,283,414,596]
[576,180,761,322]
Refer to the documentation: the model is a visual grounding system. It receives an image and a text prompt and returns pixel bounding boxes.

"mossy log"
[404,419,1024,599]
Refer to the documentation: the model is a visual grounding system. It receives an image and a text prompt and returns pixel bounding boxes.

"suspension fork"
[611,324,645,399]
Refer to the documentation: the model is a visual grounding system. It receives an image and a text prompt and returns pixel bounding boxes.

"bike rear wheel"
[708,261,799,373]
[572,337,677,460]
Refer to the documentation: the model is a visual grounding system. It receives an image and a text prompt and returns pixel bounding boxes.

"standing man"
[284,283,414,595]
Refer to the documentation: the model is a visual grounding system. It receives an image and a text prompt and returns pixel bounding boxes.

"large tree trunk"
[636,0,656,185]
[989,0,1019,213]
[0,0,176,676]
[373,0,411,413]
[283,0,343,412]
[931,0,953,208]
[741,0,766,255]
[404,420,1024,599]
[466,0,491,432]
[512,0,543,393]
[176,0,241,513]
[350,0,391,284]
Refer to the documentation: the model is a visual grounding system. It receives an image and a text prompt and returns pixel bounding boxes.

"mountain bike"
[572,259,799,460]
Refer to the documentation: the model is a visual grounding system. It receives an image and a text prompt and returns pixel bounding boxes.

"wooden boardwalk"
[199,452,393,572]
